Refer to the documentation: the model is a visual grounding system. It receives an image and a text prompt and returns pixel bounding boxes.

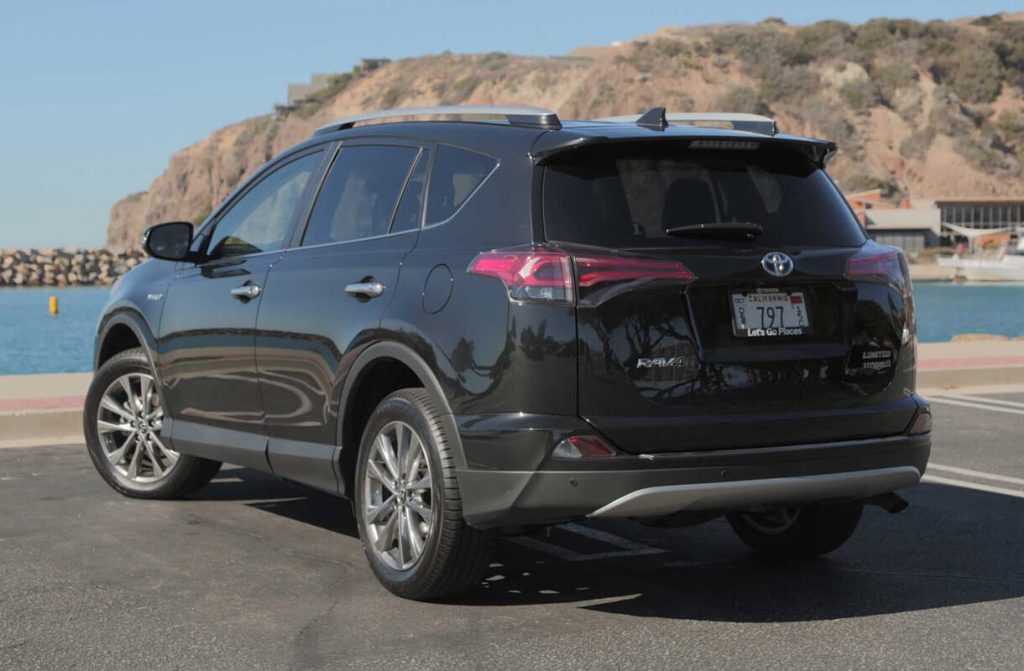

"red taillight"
[467,250,573,302]
[468,248,696,303]
[574,254,696,288]
[847,246,916,343]
[845,248,905,288]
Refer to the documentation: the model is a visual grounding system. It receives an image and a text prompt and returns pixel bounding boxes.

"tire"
[726,501,863,560]
[354,388,495,600]
[84,347,221,499]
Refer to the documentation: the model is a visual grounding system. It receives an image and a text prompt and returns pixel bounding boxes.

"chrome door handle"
[345,280,385,299]
[230,284,262,300]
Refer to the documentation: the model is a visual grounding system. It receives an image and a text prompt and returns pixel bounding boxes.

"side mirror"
[142,222,194,261]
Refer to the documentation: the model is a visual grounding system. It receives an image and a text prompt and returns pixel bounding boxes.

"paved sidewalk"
[1,342,1022,446]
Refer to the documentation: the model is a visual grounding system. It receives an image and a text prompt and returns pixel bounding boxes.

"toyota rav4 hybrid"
[85,105,932,600]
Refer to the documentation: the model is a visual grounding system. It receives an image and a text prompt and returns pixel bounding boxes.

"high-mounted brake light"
[469,249,697,303]
[688,139,759,151]
[468,250,574,302]
[845,248,906,288]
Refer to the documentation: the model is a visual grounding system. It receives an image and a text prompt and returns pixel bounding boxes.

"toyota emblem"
[761,251,794,277]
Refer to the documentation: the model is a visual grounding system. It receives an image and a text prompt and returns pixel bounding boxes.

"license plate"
[731,289,811,338]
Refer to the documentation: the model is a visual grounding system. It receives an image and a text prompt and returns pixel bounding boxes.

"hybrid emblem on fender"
[636,356,688,369]
[761,251,794,277]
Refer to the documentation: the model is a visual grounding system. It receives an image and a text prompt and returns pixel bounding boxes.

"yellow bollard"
[49,295,59,316]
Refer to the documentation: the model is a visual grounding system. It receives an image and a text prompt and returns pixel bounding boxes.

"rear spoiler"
[530,131,837,169]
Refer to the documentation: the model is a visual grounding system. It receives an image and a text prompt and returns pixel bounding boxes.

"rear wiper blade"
[664,222,764,240]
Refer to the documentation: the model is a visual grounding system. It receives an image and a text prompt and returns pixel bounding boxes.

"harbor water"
[1,282,1022,375]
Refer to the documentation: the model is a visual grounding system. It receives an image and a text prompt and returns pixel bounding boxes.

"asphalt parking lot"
[2,392,1023,670]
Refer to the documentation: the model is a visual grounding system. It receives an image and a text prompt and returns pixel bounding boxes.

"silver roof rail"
[595,111,777,136]
[313,105,561,136]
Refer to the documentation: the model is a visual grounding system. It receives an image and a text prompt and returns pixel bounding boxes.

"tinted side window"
[206,152,321,260]
[425,145,497,224]
[390,148,431,233]
[303,145,418,246]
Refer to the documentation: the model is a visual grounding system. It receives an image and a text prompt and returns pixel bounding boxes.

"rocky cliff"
[107,13,1024,249]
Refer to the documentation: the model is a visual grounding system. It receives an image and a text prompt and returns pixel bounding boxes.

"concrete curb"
[0,408,83,448]
[918,365,1024,390]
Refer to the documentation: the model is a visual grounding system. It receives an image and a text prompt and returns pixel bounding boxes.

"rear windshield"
[542,144,865,248]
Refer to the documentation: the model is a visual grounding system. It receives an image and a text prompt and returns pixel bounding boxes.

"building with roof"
[935,199,1024,234]
[864,207,942,254]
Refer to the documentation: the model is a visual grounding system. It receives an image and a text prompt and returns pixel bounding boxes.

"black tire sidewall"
[354,391,447,594]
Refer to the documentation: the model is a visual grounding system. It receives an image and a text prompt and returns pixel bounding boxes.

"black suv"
[85,105,931,600]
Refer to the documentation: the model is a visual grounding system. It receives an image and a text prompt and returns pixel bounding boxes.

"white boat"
[958,255,1024,280]
[937,241,1024,282]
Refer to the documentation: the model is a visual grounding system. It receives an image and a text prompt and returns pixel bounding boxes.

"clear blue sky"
[0,0,1016,248]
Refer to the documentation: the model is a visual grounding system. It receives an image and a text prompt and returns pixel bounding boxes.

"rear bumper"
[589,466,920,518]
[456,431,930,528]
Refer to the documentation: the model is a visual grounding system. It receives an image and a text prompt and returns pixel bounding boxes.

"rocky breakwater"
[0,248,146,287]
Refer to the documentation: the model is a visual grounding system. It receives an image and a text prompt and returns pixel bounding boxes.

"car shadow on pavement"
[190,471,1024,623]
[457,483,1024,622]
[192,466,359,537]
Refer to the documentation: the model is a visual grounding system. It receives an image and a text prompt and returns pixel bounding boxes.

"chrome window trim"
[289,227,419,253]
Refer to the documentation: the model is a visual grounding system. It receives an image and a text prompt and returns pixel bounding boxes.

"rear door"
[542,141,918,453]
[159,148,326,468]
[256,141,426,493]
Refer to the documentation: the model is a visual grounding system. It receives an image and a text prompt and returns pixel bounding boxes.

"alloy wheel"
[96,372,178,483]
[362,421,434,571]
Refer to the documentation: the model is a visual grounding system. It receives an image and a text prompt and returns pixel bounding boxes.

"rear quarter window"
[426,145,497,225]
[543,144,865,248]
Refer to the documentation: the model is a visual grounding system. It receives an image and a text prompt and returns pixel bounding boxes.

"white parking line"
[928,396,1024,416]
[936,393,1024,410]
[922,474,1024,500]
[929,462,1024,488]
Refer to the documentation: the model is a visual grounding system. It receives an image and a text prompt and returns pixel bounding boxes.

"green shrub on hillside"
[870,61,918,104]
[292,71,358,117]
[844,173,900,197]
[479,52,508,71]
[852,19,924,63]
[953,135,1006,172]
[840,79,881,113]
[628,38,701,72]
[738,53,819,103]
[931,35,1003,104]
[713,86,771,115]
[972,14,1003,27]
[792,21,855,62]
[996,112,1024,150]
[991,21,1024,89]
[899,129,935,160]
